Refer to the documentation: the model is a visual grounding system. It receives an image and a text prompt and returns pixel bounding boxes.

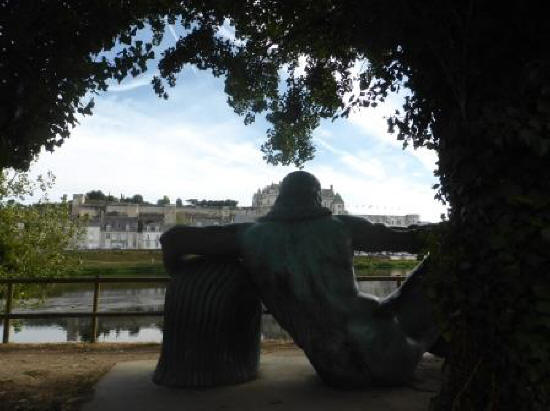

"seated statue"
[160,171,441,388]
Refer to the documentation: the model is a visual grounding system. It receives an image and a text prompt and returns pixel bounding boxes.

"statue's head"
[260,171,332,221]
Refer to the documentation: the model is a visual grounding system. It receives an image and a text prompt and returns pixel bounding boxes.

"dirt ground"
[0,341,295,411]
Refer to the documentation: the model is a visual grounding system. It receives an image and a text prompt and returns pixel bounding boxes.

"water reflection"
[1,282,167,343]
[358,280,398,297]
[1,273,405,343]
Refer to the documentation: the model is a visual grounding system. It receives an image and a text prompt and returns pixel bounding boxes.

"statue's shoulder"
[334,215,366,224]
[240,220,278,238]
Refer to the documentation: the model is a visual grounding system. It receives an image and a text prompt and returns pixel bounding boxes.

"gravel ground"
[0,341,296,411]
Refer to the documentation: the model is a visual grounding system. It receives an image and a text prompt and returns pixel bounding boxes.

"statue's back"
[241,216,375,386]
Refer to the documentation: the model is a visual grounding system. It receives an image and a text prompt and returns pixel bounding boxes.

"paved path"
[82,349,442,411]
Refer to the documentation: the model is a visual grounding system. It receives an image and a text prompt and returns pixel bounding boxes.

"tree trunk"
[430,94,550,409]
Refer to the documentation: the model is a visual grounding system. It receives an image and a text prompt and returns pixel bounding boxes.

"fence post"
[2,282,14,344]
[90,277,100,343]
[396,277,403,288]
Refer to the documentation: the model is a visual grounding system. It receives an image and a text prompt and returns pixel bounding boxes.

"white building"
[358,214,420,227]
[252,183,280,208]
[72,180,422,250]
[77,225,101,249]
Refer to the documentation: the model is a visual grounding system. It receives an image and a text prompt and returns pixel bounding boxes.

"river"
[0,268,409,343]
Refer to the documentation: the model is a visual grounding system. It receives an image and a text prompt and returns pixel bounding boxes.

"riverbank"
[69,250,165,277]
[65,250,419,277]
[353,255,419,275]
[0,340,296,411]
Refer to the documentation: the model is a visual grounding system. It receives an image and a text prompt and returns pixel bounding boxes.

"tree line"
[186,199,238,207]
[84,191,238,207]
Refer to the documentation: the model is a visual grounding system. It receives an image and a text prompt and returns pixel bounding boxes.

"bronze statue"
[158,171,441,388]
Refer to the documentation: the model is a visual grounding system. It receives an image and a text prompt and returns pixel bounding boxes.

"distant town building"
[252,182,346,216]
[72,195,172,250]
[72,180,422,249]
[358,214,420,228]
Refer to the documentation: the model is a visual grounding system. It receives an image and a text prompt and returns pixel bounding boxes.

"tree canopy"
[186,199,238,207]
[0,0,183,170]
[85,191,149,204]
[85,190,116,202]
[120,194,147,204]
[0,171,82,281]
[157,195,170,206]
[130,194,146,204]
[2,1,549,408]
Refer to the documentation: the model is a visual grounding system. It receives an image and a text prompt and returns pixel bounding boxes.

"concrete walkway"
[82,349,442,411]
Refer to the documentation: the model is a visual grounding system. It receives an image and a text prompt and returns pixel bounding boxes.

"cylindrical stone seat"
[153,257,261,387]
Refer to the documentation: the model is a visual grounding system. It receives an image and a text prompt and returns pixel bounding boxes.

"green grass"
[353,255,420,276]
[74,263,166,277]
[66,250,165,277]
[69,249,162,263]
[62,251,419,277]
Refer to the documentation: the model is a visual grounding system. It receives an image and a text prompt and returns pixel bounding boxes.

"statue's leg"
[153,257,262,387]
[347,258,443,386]
[347,305,423,386]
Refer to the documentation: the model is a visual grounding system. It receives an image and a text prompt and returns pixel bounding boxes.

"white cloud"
[313,98,445,221]
[28,96,296,207]
[307,165,445,222]
[166,19,178,41]
[28,71,445,222]
[317,138,387,180]
[347,93,438,174]
[108,74,153,92]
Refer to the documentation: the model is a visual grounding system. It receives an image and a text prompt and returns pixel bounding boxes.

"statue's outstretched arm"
[160,223,251,273]
[338,215,432,253]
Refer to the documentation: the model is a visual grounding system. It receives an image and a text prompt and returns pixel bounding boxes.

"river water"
[0,268,409,343]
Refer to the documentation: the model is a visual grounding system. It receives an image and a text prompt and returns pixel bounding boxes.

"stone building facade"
[359,214,420,228]
[72,180,420,249]
[72,195,169,250]
[252,182,346,216]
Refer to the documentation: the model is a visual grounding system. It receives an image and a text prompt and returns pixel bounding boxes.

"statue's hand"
[159,226,176,249]
[159,224,247,274]
[408,223,439,255]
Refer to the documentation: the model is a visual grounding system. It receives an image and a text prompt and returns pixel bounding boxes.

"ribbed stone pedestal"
[153,257,261,387]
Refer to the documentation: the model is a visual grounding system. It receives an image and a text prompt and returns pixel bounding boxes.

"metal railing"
[1,275,405,344]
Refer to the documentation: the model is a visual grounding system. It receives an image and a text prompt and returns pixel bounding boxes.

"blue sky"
[27,25,447,222]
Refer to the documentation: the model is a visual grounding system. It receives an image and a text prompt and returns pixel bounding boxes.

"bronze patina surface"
[159,171,441,388]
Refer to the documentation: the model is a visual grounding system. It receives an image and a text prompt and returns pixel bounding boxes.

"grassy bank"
[353,255,420,276]
[67,250,165,276]
[64,251,419,277]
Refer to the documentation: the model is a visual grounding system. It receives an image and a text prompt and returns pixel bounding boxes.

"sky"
[26,26,447,222]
